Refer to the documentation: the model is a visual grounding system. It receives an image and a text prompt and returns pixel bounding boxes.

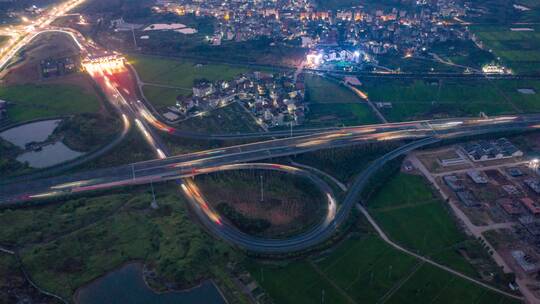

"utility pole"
[321,289,325,304]
[290,121,293,137]
[260,174,264,202]
[150,181,158,209]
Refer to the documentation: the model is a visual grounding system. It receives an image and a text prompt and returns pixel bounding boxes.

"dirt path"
[308,259,358,304]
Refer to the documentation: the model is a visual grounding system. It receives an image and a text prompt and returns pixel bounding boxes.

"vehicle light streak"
[324,193,337,225]
[430,121,464,129]
[157,149,166,159]
[51,180,91,190]
[181,181,222,225]
[29,191,62,199]
[138,108,173,132]
[135,119,152,140]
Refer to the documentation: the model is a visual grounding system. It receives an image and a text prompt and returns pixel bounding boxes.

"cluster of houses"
[168,71,306,128]
[156,0,471,66]
[40,57,77,78]
[461,138,523,162]
[443,163,540,242]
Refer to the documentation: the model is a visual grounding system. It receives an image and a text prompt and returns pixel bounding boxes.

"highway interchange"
[3,25,540,253]
[0,4,537,300]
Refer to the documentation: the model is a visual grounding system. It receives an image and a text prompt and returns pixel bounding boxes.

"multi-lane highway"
[2,111,540,255]
[0,5,536,301]
[3,18,540,256]
[0,13,538,301]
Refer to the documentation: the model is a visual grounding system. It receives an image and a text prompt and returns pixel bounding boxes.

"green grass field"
[471,25,540,74]
[248,234,517,304]
[304,75,378,126]
[514,0,540,23]
[305,74,362,104]
[129,55,249,89]
[368,173,506,280]
[362,79,518,121]
[305,103,378,127]
[431,40,496,69]
[0,84,101,123]
[142,85,191,108]
[494,79,540,113]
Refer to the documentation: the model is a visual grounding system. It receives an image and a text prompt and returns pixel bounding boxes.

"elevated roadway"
[0,5,532,302]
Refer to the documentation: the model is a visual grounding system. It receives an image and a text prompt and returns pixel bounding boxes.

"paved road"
[0,137,446,254]
[1,25,538,300]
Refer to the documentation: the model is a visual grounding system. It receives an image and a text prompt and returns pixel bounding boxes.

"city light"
[82,54,126,74]
[306,52,323,67]
[529,158,539,171]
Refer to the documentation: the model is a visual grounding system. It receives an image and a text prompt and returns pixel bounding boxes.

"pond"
[76,263,227,304]
[0,119,61,148]
[1,118,85,168]
[16,141,83,168]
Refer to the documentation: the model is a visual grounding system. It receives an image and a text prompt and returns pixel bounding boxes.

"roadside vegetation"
[55,113,121,152]
[290,142,403,184]
[0,254,59,304]
[76,130,154,170]
[0,184,248,302]
[0,138,31,177]
[196,169,327,238]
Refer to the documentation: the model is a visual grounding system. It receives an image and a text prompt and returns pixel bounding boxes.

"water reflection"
[77,263,226,304]
[0,119,61,148]
[17,141,83,168]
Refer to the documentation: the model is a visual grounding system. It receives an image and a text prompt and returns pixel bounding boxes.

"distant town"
[1,0,540,303]
[148,0,504,72]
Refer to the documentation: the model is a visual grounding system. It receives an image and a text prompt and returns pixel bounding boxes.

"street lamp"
[529,158,539,171]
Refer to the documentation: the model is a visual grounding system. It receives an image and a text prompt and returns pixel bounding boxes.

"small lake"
[76,263,227,304]
[0,119,61,148]
[16,141,83,168]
